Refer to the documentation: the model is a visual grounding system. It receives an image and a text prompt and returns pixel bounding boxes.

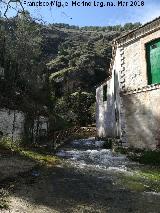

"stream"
[3,138,160,213]
[56,138,137,176]
[54,138,160,212]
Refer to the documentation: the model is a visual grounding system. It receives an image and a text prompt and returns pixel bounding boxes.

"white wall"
[0,109,49,141]
[0,108,25,140]
[96,70,115,138]
[96,47,122,139]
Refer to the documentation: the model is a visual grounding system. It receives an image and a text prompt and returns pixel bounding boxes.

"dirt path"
[1,139,160,213]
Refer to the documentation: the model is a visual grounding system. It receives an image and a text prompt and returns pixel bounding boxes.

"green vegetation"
[137,169,160,182]
[50,22,141,32]
[0,11,142,134]
[0,189,9,209]
[49,67,76,80]
[114,165,160,192]
[21,150,60,166]
[54,91,95,126]
[135,150,160,165]
[46,21,141,127]
[113,146,160,191]
[120,178,146,192]
[0,137,60,166]
[116,147,160,166]
[0,136,61,210]
[103,139,113,149]
[129,149,160,166]
[112,147,160,192]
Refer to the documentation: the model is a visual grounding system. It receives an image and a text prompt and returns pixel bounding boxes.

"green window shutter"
[146,39,160,84]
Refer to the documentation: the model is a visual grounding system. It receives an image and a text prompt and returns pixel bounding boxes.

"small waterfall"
[56,138,134,174]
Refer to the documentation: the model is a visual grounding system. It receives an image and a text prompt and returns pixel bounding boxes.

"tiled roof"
[116,16,160,45]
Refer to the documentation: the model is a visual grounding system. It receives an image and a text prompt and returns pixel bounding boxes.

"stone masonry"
[96,17,160,149]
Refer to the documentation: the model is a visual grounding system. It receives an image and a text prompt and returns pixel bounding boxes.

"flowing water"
[3,138,160,213]
[56,138,135,175]
[54,138,160,212]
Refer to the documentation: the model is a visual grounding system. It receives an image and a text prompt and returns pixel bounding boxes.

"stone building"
[96,17,160,150]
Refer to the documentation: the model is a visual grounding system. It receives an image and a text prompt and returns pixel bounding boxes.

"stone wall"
[0,109,25,140]
[119,28,160,149]
[0,108,49,141]
[123,30,160,91]
[122,88,160,149]
[96,19,160,149]
[123,40,143,90]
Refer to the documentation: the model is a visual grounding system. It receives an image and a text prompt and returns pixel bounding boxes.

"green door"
[146,39,160,84]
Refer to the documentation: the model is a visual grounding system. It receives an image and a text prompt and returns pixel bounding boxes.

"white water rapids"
[56,138,136,175]
[55,137,160,210]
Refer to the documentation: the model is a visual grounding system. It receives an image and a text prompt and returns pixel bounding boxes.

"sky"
[0,0,160,26]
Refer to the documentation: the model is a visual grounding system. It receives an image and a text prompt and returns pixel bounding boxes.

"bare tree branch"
[1,0,24,18]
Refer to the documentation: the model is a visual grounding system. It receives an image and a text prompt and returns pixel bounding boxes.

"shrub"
[138,150,160,165]
[103,139,112,149]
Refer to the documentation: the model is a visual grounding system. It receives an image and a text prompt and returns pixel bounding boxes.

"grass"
[0,137,61,210]
[121,179,146,192]
[0,137,61,167]
[115,147,160,165]
[0,189,9,210]
[137,169,160,181]
[115,168,160,192]
[20,150,60,166]
[114,147,160,192]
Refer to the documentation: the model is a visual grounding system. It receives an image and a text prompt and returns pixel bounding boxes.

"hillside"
[44,23,141,92]
[0,14,141,129]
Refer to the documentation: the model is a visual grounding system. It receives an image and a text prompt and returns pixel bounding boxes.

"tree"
[1,0,24,18]
[2,11,44,97]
